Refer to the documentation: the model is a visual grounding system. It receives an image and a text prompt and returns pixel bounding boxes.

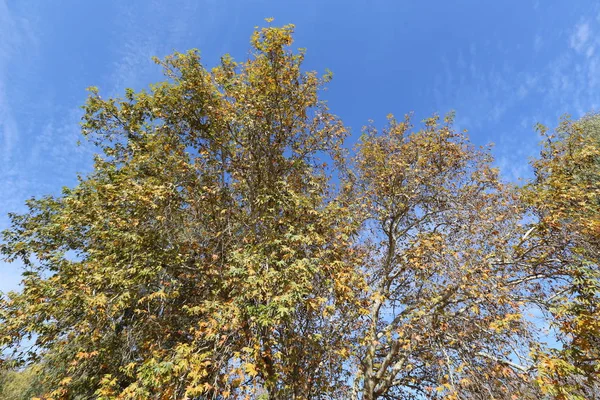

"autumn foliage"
[1,23,598,399]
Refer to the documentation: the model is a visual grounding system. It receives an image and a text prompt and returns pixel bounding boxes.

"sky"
[1,0,600,292]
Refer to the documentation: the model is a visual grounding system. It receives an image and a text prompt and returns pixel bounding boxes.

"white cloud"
[0,1,23,172]
[0,1,42,213]
[0,1,35,293]
[431,12,600,182]
[107,0,230,95]
[569,21,591,53]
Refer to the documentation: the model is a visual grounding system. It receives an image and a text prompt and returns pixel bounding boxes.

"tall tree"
[523,115,600,399]
[349,114,542,399]
[1,23,362,399]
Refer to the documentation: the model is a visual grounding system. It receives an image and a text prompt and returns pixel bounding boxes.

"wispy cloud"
[0,0,39,212]
[0,0,36,292]
[569,21,591,53]
[107,0,231,95]
[0,1,24,174]
[431,5,600,182]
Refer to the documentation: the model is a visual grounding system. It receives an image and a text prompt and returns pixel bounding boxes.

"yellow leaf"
[244,362,258,377]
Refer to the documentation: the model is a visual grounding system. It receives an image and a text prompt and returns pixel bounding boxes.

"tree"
[1,22,598,400]
[0,363,46,400]
[348,114,542,399]
[1,23,362,399]
[523,114,600,399]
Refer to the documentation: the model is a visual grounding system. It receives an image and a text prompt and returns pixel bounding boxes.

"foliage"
[349,114,542,399]
[0,22,598,400]
[1,23,362,399]
[0,364,46,400]
[524,114,600,399]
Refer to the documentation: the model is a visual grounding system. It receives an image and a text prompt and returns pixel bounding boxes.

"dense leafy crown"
[1,23,598,400]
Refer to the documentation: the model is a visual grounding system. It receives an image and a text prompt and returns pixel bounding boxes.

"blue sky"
[1,0,600,292]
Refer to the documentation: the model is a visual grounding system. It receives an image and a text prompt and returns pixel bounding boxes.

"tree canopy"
[1,23,598,400]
